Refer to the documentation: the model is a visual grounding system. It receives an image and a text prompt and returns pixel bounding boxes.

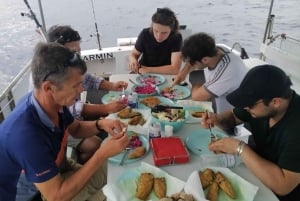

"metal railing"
[0,61,31,123]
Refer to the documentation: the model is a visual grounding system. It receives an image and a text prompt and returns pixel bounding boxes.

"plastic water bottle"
[148,122,161,140]
[128,92,138,108]
[199,153,242,168]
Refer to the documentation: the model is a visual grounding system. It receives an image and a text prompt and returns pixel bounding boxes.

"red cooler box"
[150,137,189,166]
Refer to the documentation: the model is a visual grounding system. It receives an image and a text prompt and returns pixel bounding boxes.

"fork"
[206,110,218,142]
[119,147,131,166]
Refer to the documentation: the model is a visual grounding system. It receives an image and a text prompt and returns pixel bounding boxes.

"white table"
[106,74,279,201]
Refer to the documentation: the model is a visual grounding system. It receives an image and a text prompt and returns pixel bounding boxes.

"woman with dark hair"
[129,8,183,75]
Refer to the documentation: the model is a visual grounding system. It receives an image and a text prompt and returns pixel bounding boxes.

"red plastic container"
[150,137,189,166]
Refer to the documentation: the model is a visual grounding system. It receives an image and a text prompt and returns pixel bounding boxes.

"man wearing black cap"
[202,64,300,200]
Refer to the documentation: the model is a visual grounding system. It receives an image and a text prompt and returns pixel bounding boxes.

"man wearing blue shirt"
[0,42,129,201]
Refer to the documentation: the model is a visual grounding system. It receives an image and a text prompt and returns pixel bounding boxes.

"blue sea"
[0,0,299,92]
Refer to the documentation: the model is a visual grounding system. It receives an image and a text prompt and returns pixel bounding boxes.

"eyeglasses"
[42,53,81,82]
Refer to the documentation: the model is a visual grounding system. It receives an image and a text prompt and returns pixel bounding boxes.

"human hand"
[201,111,216,129]
[97,131,130,158]
[98,119,127,136]
[129,59,140,73]
[111,81,128,91]
[208,137,241,155]
[106,100,127,113]
[172,74,186,87]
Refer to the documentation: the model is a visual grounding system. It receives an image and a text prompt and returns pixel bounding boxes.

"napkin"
[103,162,185,201]
[184,171,208,201]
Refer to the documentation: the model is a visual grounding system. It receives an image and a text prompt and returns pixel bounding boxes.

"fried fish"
[128,146,146,159]
[128,115,142,125]
[140,96,161,108]
[117,107,133,118]
[206,181,219,201]
[154,177,166,198]
[191,111,205,118]
[136,173,154,200]
[199,168,215,189]
[215,171,235,199]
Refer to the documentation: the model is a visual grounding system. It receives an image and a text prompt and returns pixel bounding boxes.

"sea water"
[0,0,299,92]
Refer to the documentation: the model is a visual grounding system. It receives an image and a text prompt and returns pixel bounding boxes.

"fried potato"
[136,173,154,200]
[128,146,146,159]
[154,177,166,198]
[199,168,215,189]
[215,171,235,199]
[206,181,219,201]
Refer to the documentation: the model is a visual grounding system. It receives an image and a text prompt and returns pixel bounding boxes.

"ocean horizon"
[0,0,299,92]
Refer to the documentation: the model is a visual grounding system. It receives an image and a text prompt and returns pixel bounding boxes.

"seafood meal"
[190,111,205,118]
[199,168,236,201]
[136,173,167,200]
[159,192,195,201]
[152,108,185,122]
[160,86,187,100]
[140,96,161,108]
[117,107,146,126]
[160,87,176,99]
[127,133,146,159]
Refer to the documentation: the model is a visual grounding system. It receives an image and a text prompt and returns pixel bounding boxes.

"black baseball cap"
[227,65,292,108]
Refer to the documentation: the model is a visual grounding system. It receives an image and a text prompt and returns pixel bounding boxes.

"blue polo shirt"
[0,92,74,201]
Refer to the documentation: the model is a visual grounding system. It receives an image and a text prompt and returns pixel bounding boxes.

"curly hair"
[182,32,218,65]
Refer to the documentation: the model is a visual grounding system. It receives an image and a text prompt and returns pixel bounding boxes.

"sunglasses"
[42,52,81,82]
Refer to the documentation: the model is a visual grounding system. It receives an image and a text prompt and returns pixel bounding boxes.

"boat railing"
[260,34,300,92]
[0,61,31,123]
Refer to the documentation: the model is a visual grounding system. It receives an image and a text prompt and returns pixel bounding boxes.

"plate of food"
[159,85,191,100]
[108,132,150,165]
[132,84,157,98]
[103,162,185,201]
[184,128,228,155]
[139,96,175,108]
[114,107,151,126]
[136,73,166,86]
[101,91,129,104]
[194,167,258,201]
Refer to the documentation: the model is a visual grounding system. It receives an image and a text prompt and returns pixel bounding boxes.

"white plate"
[185,128,227,155]
[107,132,150,165]
[136,73,166,86]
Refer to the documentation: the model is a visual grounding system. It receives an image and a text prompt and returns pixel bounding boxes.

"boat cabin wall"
[81,46,133,77]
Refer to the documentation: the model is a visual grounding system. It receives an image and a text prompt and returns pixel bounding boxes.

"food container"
[151,108,187,132]
[150,137,189,166]
[132,84,157,98]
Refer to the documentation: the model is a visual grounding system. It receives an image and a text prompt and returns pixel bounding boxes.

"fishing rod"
[21,0,48,42]
[90,0,102,50]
